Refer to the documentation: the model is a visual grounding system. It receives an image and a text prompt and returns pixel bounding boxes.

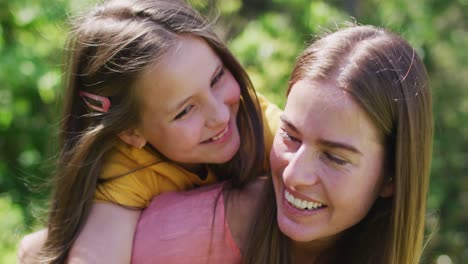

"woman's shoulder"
[132,179,266,263]
[143,182,224,210]
[133,182,241,263]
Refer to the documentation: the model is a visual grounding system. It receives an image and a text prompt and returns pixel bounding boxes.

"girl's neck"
[180,163,207,180]
[146,144,207,180]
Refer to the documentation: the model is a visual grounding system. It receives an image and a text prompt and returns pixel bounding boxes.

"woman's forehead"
[284,79,381,146]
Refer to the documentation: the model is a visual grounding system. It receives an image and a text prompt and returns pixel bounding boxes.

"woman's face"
[134,36,241,167]
[270,79,392,246]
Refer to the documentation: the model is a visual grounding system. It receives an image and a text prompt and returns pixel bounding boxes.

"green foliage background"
[1,0,466,262]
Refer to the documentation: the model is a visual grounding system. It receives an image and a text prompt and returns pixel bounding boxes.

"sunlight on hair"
[436,254,453,264]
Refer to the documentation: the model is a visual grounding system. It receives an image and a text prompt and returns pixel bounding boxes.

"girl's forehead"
[134,36,223,114]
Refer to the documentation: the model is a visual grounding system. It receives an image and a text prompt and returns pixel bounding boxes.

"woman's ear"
[118,128,147,149]
[379,177,394,198]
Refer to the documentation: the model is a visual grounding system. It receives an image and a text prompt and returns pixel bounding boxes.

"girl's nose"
[204,95,230,129]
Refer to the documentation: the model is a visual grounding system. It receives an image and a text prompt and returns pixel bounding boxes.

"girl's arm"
[18,203,141,264]
[18,203,140,263]
[68,202,141,263]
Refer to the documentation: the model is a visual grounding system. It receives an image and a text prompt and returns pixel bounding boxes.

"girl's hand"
[18,229,48,264]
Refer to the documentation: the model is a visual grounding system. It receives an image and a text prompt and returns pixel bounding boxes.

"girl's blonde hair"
[244,25,433,264]
[40,0,265,262]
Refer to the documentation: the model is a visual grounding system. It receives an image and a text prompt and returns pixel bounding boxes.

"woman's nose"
[283,146,321,188]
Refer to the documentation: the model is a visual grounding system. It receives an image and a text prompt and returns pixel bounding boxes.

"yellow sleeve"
[257,93,283,171]
[94,164,196,209]
[95,170,162,209]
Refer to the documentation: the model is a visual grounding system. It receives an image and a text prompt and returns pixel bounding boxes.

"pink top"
[132,183,242,263]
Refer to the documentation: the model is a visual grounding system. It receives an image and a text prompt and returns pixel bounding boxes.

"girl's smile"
[132,36,242,167]
[201,120,232,143]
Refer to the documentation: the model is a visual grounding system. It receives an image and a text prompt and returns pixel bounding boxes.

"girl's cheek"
[223,72,241,105]
[175,115,204,135]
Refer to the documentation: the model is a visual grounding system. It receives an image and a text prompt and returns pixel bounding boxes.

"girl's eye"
[324,152,348,166]
[279,128,300,143]
[174,104,194,120]
[210,67,225,87]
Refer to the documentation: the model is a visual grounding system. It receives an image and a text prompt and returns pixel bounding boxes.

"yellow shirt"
[257,93,282,170]
[94,94,282,208]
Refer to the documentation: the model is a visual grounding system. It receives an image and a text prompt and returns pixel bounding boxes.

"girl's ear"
[118,128,147,149]
[379,177,394,198]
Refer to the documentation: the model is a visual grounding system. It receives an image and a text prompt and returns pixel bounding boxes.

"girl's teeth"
[211,126,228,141]
[285,190,324,210]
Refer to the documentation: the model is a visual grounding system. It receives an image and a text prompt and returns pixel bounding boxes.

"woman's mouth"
[284,189,326,211]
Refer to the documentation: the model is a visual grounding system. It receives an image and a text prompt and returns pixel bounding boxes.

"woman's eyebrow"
[318,139,362,155]
[280,115,299,133]
[280,115,362,154]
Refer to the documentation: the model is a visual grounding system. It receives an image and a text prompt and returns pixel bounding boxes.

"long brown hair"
[244,25,433,264]
[39,0,264,262]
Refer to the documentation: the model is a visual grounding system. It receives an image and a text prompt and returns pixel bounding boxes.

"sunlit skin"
[132,36,241,171]
[270,79,392,257]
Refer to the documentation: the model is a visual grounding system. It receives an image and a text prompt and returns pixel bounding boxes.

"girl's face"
[270,79,392,247]
[134,36,241,167]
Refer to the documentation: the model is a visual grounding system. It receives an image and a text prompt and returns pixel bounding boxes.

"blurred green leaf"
[0,108,13,129]
[0,196,25,263]
[38,71,60,104]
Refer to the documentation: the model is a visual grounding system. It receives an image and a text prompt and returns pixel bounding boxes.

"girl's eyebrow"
[171,62,223,113]
[173,96,192,113]
[212,63,223,77]
[210,63,223,86]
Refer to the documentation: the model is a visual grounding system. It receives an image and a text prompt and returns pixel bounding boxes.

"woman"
[132,25,432,264]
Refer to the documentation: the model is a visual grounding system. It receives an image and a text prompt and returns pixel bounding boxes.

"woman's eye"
[210,68,225,87]
[324,152,348,166]
[279,128,300,143]
[174,105,194,120]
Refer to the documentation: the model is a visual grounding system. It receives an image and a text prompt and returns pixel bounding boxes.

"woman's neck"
[290,236,338,263]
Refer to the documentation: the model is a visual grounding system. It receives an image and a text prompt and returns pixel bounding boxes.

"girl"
[127,25,432,264]
[21,0,281,262]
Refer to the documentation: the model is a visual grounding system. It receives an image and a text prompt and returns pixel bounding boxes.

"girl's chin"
[218,141,240,163]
